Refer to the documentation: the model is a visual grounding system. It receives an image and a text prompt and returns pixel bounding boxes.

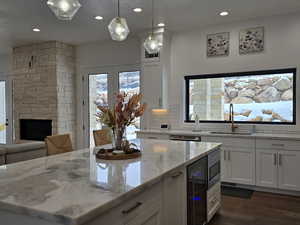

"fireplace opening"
[20,119,52,141]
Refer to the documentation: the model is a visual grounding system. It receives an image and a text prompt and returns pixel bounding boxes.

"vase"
[113,127,125,150]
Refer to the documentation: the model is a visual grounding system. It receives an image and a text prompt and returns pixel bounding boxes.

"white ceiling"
[1,0,300,54]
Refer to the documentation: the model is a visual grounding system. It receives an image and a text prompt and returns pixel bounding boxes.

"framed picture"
[239,27,264,54]
[207,32,230,57]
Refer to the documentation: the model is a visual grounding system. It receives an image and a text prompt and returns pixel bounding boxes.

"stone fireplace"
[11,41,76,142]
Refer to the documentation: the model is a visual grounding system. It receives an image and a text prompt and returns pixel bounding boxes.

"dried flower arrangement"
[96,92,147,154]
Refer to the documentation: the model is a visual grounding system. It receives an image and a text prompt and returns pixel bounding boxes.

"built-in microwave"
[208,149,221,189]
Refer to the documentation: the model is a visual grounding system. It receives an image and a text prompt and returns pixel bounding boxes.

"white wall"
[0,53,11,75]
[168,13,300,133]
[76,37,141,148]
[77,37,140,69]
[75,13,300,147]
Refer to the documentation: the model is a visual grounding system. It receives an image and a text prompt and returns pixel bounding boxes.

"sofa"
[0,141,46,165]
[0,149,5,165]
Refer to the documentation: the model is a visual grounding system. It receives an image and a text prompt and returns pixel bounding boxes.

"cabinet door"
[278,150,300,191]
[163,168,186,225]
[227,148,255,185]
[256,149,278,188]
[141,65,162,109]
[221,148,230,182]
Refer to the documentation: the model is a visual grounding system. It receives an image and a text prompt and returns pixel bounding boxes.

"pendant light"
[144,0,163,54]
[47,0,81,20]
[108,0,130,41]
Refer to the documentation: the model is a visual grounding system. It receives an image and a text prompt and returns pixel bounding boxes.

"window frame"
[184,68,297,125]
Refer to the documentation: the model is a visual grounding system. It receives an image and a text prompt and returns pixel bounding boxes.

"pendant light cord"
[118,0,120,17]
[151,0,154,34]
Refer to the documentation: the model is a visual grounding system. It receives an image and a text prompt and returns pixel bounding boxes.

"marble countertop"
[0,139,221,225]
[137,129,300,140]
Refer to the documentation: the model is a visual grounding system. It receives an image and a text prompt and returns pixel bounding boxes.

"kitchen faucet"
[229,103,238,133]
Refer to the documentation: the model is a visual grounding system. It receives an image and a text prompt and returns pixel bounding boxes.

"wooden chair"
[93,129,112,146]
[45,134,73,156]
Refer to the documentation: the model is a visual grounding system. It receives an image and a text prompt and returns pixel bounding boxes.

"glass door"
[0,80,7,144]
[83,66,140,148]
[119,71,141,140]
[88,74,108,147]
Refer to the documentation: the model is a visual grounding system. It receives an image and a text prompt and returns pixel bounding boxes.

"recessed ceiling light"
[33,28,41,32]
[157,23,165,27]
[219,11,229,16]
[94,16,103,20]
[133,8,143,13]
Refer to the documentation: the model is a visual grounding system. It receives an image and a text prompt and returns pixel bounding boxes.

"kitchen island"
[0,139,221,225]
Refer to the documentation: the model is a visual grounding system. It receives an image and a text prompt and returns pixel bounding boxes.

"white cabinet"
[87,182,163,225]
[256,149,278,188]
[220,149,228,181]
[202,136,255,185]
[278,150,300,191]
[256,141,300,191]
[162,167,186,225]
[225,147,255,185]
[141,64,163,109]
[126,207,161,225]
[87,166,187,225]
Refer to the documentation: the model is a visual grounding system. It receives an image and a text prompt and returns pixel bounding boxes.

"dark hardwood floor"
[210,191,300,225]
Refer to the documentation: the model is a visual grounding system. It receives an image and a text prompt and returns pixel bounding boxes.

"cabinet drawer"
[207,182,221,222]
[256,139,300,151]
[202,136,255,148]
[87,181,162,225]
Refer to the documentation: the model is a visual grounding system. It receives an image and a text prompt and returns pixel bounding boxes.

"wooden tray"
[96,149,141,160]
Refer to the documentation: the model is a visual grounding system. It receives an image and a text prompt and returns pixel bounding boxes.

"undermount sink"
[209,131,253,135]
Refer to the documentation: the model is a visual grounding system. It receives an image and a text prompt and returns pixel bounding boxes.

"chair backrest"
[45,134,73,156]
[93,129,112,146]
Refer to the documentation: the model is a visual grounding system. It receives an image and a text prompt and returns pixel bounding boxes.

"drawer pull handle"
[274,153,277,165]
[272,144,284,147]
[148,137,158,139]
[122,202,142,214]
[171,171,183,178]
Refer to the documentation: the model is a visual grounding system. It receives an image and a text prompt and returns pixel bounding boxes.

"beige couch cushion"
[6,149,46,164]
[0,146,6,155]
[0,155,5,165]
[4,142,45,154]
[1,142,46,165]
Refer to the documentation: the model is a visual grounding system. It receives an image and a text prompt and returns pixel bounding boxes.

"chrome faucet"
[229,103,238,133]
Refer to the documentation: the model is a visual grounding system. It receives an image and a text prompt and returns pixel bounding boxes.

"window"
[185,68,296,124]
[0,81,6,143]
[119,71,141,140]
